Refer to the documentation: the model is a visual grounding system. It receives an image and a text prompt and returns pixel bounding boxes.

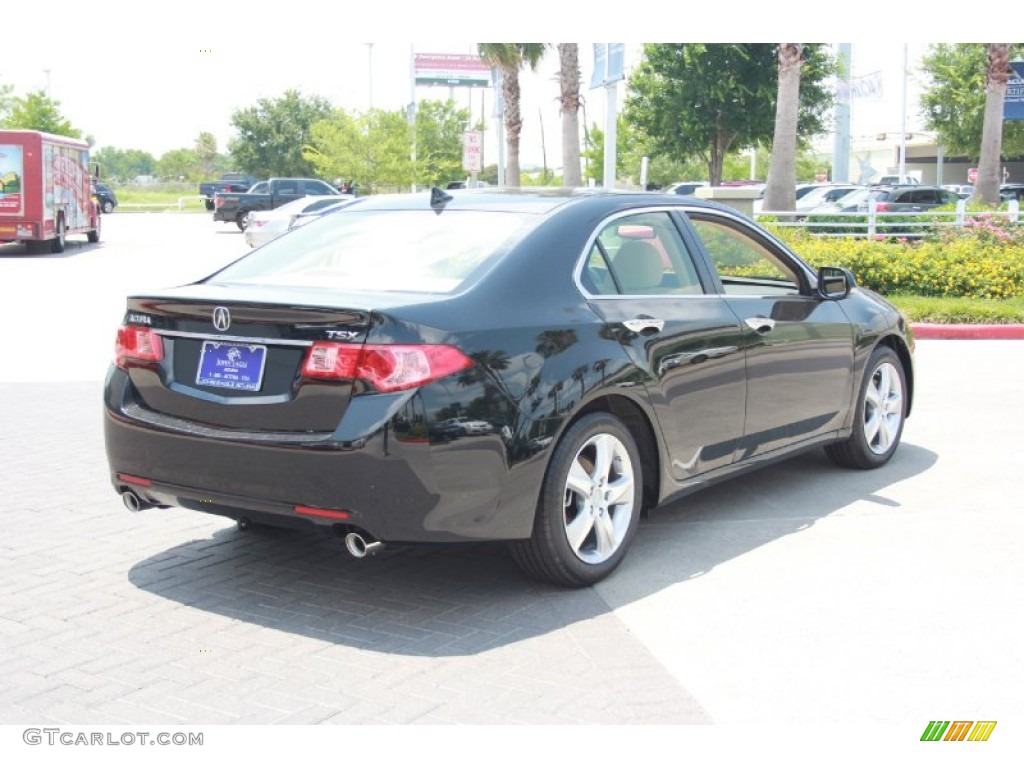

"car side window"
[248,182,268,194]
[302,181,329,195]
[687,214,800,296]
[582,212,703,297]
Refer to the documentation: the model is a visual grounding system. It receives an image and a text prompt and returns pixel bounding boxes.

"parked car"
[665,181,707,196]
[199,173,258,211]
[243,195,355,248]
[287,197,363,230]
[93,181,118,214]
[852,185,960,212]
[104,189,914,587]
[875,175,920,185]
[214,178,342,230]
[795,184,866,211]
[999,183,1024,203]
[942,184,974,199]
[810,185,960,215]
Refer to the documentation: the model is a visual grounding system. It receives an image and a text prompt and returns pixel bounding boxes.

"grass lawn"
[886,294,1024,324]
[116,186,208,213]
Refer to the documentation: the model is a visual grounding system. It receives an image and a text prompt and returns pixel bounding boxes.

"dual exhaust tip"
[123,490,384,559]
[122,489,152,513]
[344,531,384,558]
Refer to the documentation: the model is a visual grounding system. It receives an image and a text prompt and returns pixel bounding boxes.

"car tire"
[102,200,114,214]
[825,345,906,469]
[50,216,66,254]
[204,200,215,211]
[236,212,248,231]
[511,412,643,588]
[87,215,101,244]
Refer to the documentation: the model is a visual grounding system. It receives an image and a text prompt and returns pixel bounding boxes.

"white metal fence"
[116,196,205,212]
[755,198,1021,239]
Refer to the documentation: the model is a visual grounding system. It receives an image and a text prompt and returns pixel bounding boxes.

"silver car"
[244,195,354,248]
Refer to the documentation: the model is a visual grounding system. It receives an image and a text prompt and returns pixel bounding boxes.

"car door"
[682,208,855,461]
[579,210,747,482]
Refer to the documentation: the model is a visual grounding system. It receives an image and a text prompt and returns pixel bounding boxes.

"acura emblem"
[212,306,231,332]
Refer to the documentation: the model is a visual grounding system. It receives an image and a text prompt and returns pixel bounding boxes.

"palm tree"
[762,44,804,212]
[976,44,1012,206]
[479,43,547,187]
[558,44,583,187]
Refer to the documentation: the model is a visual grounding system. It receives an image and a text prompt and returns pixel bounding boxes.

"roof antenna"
[430,186,453,211]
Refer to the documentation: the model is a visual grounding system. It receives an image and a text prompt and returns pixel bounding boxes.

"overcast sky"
[3,5,936,172]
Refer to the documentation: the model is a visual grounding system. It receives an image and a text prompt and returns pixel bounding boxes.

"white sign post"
[462,131,483,185]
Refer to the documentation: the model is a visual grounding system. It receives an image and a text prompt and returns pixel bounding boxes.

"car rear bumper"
[103,368,537,544]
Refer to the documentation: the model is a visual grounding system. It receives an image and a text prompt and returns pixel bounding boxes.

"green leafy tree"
[0,81,14,123]
[3,89,80,137]
[156,148,203,181]
[194,132,220,178]
[625,44,832,185]
[91,147,157,181]
[583,118,643,185]
[415,99,472,187]
[478,43,547,187]
[304,108,413,194]
[229,90,333,178]
[920,44,1024,160]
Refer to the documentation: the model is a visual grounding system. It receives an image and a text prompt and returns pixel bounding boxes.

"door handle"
[744,317,776,334]
[622,317,665,333]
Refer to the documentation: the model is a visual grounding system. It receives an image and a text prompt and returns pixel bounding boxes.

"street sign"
[1005,62,1024,121]
[590,43,626,89]
[462,131,483,173]
[968,167,978,184]
[415,54,491,87]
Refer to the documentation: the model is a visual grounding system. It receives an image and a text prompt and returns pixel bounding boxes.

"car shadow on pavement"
[126,442,937,659]
[0,239,103,259]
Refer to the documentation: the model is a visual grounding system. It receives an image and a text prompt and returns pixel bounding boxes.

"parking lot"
[1,214,1022,743]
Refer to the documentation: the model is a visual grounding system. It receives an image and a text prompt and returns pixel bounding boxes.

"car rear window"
[208,209,537,294]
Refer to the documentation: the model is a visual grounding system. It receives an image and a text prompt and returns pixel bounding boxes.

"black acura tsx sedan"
[104,188,914,587]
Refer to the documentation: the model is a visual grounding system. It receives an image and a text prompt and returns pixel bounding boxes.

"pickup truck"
[213,177,342,230]
[199,173,258,211]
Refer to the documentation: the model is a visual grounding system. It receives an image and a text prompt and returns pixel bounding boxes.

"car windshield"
[209,209,537,294]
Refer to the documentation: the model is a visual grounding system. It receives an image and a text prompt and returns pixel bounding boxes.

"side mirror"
[817,266,855,300]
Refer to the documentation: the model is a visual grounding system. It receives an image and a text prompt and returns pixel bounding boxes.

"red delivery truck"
[0,129,101,253]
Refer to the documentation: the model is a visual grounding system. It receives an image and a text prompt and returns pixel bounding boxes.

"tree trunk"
[976,43,1011,206]
[762,44,803,212]
[503,65,523,187]
[558,43,583,187]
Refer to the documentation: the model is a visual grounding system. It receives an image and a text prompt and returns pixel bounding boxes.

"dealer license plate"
[196,341,267,391]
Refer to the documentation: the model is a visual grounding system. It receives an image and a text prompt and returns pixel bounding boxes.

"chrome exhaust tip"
[121,490,150,512]
[344,531,384,558]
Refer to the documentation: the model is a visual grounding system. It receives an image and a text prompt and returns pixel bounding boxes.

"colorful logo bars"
[921,721,997,742]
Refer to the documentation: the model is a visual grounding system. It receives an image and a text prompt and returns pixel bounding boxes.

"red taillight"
[875,202,890,212]
[117,473,152,487]
[115,325,164,368]
[294,505,350,520]
[214,196,225,208]
[301,342,473,393]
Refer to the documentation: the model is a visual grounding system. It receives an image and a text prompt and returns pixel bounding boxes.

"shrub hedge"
[767,217,1024,300]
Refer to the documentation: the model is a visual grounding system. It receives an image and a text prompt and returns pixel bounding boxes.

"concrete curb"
[911,323,1024,340]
